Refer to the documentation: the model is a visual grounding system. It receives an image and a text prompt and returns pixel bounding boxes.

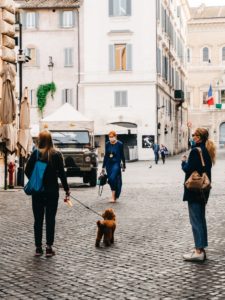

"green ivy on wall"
[37,82,56,112]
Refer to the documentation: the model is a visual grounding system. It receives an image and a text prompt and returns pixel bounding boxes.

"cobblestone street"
[1,152,225,299]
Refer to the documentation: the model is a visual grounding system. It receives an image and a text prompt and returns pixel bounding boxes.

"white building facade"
[80,0,190,160]
[187,5,225,147]
[15,0,80,128]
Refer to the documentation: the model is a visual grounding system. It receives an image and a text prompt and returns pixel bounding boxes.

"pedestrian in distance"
[25,130,70,257]
[102,131,126,203]
[152,143,160,164]
[160,144,168,164]
[181,128,216,262]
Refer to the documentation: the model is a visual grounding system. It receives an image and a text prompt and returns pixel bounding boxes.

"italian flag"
[207,84,214,106]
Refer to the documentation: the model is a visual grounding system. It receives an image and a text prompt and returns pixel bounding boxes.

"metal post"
[17,22,24,186]
[4,146,7,190]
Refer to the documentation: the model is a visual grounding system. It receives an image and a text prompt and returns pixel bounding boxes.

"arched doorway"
[219,123,225,147]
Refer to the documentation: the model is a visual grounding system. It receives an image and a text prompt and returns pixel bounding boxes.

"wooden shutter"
[69,89,74,105]
[62,90,66,104]
[59,11,63,28]
[72,11,76,27]
[126,0,131,16]
[156,0,160,20]
[35,12,39,29]
[21,13,26,29]
[109,0,114,16]
[70,48,73,66]
[64,48,73,66]
[121,91,127,106]
[115,91,120,106]
[36,49,40,66]
[157,48,161,74]
[126,44,132,71]
[109,45,115,71]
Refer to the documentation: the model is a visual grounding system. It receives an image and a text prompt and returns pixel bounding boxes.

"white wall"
[21,9,79,123]
[80,0,157,160]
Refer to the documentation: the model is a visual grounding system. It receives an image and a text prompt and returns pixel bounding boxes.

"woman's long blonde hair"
[37,130,55,161]
[195,128,216,164]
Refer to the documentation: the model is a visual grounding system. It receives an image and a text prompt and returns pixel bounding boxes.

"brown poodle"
[95,208,116,247]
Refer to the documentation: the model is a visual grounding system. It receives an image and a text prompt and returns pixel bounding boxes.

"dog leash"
[69,194,103,218]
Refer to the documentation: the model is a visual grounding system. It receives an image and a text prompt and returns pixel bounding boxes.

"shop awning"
[95,124,137,135]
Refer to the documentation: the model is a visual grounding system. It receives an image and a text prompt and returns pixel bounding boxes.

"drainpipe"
[155,0,159,144]
[76,7,80,111]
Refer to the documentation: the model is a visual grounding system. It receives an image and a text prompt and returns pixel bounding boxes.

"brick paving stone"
[1,151,225,299]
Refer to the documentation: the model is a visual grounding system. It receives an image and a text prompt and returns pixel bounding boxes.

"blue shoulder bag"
[24,150,48,196]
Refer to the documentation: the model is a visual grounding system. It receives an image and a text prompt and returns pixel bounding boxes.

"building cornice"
[79,80,156,87]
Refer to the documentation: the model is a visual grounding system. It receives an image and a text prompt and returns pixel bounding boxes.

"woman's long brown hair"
[37,130,55,161]
[194,128,216,165]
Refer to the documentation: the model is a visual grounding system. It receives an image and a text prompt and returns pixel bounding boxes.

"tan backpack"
[185,148,211,191]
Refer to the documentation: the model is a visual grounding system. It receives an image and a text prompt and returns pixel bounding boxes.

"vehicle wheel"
[83,175,89,184]
[89,169,97,187]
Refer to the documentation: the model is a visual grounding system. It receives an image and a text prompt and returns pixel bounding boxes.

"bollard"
[8,162,15,189]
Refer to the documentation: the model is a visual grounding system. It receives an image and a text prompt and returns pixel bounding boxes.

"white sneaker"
[183,250,206,262]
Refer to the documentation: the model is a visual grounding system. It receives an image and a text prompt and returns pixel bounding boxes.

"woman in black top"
[25,130,70,257]
[181,128,216,262]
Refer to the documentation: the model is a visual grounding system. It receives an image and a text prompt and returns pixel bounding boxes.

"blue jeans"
[188,200,208,249]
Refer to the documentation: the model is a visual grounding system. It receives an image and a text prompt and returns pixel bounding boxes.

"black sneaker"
[35,247,43,257]
[46,247,55,257]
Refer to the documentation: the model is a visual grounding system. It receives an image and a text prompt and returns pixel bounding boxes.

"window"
[60,11,75,28]
[109,0,131,17]
[62,89,73,105]
[157,48,161,74]
[30,89,37,106]
[203,47,209,62]
[203,91,208,104]
[109,44,132,71]
[26,12,38,29]
[64,48,73,67]
[221,90,225,103]
[222,47,225,61]
[25,48,39,66]
[187,48,191,63]
[114,91,128,107]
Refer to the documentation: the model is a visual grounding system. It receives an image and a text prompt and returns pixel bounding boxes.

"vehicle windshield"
[51,131,90,148]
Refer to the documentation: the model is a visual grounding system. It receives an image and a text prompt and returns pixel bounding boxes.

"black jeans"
[32,192,59,248]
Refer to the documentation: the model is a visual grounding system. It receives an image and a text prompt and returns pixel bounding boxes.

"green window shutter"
[126,44,132,71]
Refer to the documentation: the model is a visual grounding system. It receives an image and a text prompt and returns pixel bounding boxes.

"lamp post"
[16,17,24,186]
[48,56,54,71]
[156,105,165,143]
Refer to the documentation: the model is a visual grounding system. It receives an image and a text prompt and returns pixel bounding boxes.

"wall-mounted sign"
[142,135,154,148]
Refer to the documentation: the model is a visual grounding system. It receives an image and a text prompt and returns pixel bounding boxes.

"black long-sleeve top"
[181,142,212,202]
[25,149,69,193]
